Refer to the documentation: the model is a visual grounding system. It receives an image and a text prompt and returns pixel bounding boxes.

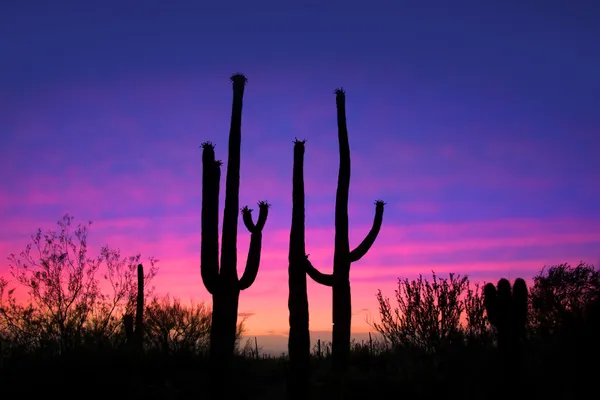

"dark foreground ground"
[1,342,596,400]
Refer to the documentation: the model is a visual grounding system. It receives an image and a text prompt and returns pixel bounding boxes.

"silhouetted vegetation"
[288,138,311,399]
[3,256,598,399]
[0,214,158,353]
[0,214,244,398]
[483,277,528,389]
[123,263,145,353]
[372,272,480,352]
[304,88,385,373]
[199,73,270,381]
[1,76,598,399]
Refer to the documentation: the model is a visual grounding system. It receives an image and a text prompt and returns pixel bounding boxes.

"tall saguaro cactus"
[200,73,270,366]
[304,88,385,372]
[288,139,311,399]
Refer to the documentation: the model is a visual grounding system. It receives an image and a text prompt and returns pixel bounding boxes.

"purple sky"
[1,1,599,348]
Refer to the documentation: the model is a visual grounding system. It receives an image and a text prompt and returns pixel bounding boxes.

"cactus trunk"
[123,263,145,353]
[134,264,144,350]
[332,278,352,370]
[331,87,352,372]
[304,88,385,373]
[200,74,270,370]
[210,292,240,361]
[287,139,310,399]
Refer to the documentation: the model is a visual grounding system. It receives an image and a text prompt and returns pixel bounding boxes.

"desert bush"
[144,294,211,354]
[529,262,600,336]
[371,272,491,353]
[527,262,600,384]
[0,214,157,353]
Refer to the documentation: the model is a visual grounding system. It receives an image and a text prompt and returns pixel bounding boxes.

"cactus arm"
[239,202,270,290]
[349,200,385,262]
[238,228,262,290]
[241,201,270,233]
[304,255,334,287]
[512,278,529,327]
[254,201,269,231]
[200,142,221,295]
[483,282,498,326]
[241,205,256,232]
[496,278,512,328]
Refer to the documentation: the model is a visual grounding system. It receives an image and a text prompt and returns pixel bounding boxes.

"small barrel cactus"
[484,277,528,385]
[484,277,528,346]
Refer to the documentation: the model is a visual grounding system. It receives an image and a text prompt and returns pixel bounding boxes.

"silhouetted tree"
[528,262,600,388]
[0,214,157,353]
[85,244,157,348]
[304,88,385,372]
[371,272,481,353]
[199,73,270,372]
[529,262,600,337]
[287,139,310,399]
[0,284,42,351]
[463,281,490,345]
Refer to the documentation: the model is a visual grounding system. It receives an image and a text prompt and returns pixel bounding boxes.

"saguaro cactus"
[483,278,528,351]
[483,277,528,384]
[287,139,311,399]
[304,88,385,372]
[135,263,144,347]
[124,263,144,351]
[200,73,270,366]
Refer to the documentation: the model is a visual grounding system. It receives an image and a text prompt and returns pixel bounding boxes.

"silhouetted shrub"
[0,214,157,354]
[144,294,212,355]
[529,262,600,337]
[371,272,490,353]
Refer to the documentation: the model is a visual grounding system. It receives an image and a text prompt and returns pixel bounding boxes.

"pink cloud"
[2,72,598,337]
[1,212,597,335]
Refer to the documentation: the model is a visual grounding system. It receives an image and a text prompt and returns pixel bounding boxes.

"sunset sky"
[1,0,599,353]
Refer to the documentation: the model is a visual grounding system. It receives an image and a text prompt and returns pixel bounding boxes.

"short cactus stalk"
[124,263,144,352]
[304,88,385,372]
[483,277,528,384]
[287,139,311,399]
[134,263,144,349]
[200,73,270,370]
